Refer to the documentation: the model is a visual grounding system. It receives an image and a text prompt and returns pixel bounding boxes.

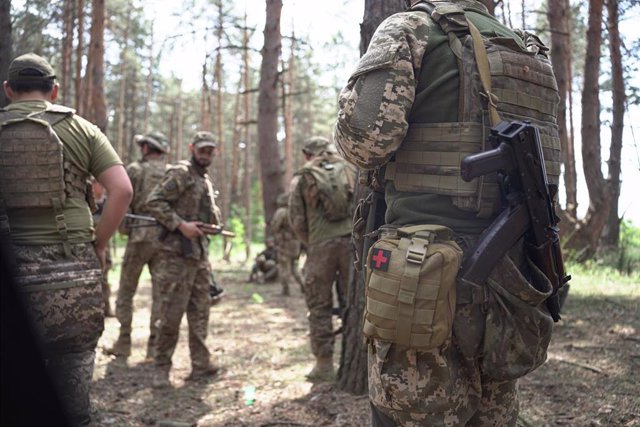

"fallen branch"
[557,358,606,375]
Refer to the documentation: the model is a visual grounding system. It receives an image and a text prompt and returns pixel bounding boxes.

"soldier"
[0,53,132,425]
[146,131,222,388]
[334,1,561,425]
[288,137,356,382]
[270,192,302,296]
[247,237,279,284]
[106,132,169,361]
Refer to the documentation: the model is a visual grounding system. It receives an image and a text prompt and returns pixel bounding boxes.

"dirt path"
[93,262,370,427]
[93,259,639,427]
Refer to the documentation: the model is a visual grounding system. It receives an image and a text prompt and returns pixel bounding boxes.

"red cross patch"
[370,248,391,272]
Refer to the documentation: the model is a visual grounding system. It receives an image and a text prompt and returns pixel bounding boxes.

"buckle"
[55,213,67,231]
[406,238,428,265]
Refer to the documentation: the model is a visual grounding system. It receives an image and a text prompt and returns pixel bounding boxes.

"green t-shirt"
[4,100,123,244]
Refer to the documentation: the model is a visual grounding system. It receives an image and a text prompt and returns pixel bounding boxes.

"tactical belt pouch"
[363,224,462,350]
[480,253,554,380]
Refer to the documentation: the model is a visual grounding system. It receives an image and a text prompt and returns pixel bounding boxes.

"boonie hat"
[192,131,217,148]
[135,131,170,153]
[302,136,330,156]
[8,53,56,82]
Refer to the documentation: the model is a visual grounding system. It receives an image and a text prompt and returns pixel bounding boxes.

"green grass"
[565,260,640,298]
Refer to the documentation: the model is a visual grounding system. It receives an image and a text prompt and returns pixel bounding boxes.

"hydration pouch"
[363,224,462,350]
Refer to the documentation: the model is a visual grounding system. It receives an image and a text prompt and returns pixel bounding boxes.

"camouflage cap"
[302,136,330,156]
[7,53,56,83]
[192,131,217,148]
[276,192,289,207]
[135,131,170,154]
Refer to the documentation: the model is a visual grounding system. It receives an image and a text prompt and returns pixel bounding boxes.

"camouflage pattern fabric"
[302,236,351,358]
[146,160,220,261]
[333,0,557,424]
[146,158,219,372]
[12,242,104,426]
[124,157,166,243]
[154,251,212,371]
[115,241,163,341]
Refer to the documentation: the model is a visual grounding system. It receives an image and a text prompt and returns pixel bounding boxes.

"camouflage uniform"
[92,196,114,317]
[145,132,221,383]
[110,133,168,359]
[248,243,278,283]
[288,137,356,379]
[1,54,124,425]
[270,193,302,295]
[335,1,560,425]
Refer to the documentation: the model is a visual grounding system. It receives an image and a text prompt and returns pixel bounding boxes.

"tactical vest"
[384,1,561,218]
[128,158,167,242]
[0,105,87,253]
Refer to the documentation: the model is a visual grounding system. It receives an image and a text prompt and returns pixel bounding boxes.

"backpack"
[303,157,356,222]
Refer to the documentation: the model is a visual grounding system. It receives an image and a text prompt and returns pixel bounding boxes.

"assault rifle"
[125,213,235,257]
[459,121,570,322]
[125,213,235,238]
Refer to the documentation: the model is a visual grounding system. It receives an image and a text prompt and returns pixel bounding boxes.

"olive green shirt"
[5,100,123,244]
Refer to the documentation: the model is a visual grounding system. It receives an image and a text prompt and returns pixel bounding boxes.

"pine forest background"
[2,0,640,274]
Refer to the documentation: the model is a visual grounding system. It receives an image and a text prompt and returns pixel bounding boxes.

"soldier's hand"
[178,221,204,239]
[94,243,108,271]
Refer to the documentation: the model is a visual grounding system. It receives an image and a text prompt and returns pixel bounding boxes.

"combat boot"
[305,357,335,383]
[281,283,290,296]
[152,367,171,388]
[185,363,221,382]
[104,333,131,357]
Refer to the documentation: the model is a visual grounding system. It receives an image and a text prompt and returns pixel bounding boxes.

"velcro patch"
[370,248,391,272]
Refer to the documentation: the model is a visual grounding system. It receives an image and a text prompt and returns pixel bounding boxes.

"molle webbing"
[0,112,68,208]
[385,123,500,216]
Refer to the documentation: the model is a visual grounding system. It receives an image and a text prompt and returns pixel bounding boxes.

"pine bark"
[85,0,107,131]
[74,0,85,114]
[257,0,284,225]
[601,0,624,246]
[61,0,74,106]
[337,0,405,396]
[547,0,578,221]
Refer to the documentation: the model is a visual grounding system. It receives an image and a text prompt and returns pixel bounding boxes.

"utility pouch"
[363,224,462,350]
[481,253,554,380]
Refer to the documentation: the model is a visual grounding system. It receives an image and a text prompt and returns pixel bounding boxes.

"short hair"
[8,78,56,94]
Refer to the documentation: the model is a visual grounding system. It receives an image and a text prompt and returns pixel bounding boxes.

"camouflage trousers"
[154,251,212,371]
[302,236,351,359]
[368,303,519,427]
[12,243,105,426]
[277,253,296,293]
[115,240,162,342]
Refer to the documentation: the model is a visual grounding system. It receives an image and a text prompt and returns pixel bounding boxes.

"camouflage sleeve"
[334,12,431,169]
[125,162,143,212]
[145,168,186,231]
[287,174,309,245]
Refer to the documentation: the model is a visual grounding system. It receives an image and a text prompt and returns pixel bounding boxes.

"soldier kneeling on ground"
[248,238,278,284]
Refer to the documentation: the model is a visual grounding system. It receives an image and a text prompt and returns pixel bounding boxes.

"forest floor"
[92,254,639,427]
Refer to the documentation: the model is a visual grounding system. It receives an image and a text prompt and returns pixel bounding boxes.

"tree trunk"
[61,0,74,106]
[115,6,131,159]
[85,0,107,132]
[201,56,212,131]
[0,0,12,109]
[283,31,295,186]
[142,23,154,134]
[242,10,253,262]
[601,0,624,247]
[257,0,284,226]
[75,0,85,114]
[564,0,607,260]
[337,0,405,396]
[547,0,578,222]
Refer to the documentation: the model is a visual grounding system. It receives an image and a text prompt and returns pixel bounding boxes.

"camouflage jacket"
[145,159,221,260]
[288,154,353,246]
[270,206,301,258]
[126,157,166,243]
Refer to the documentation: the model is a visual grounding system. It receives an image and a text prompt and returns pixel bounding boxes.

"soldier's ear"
[3,82,13,101]
[49,83,59,102]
